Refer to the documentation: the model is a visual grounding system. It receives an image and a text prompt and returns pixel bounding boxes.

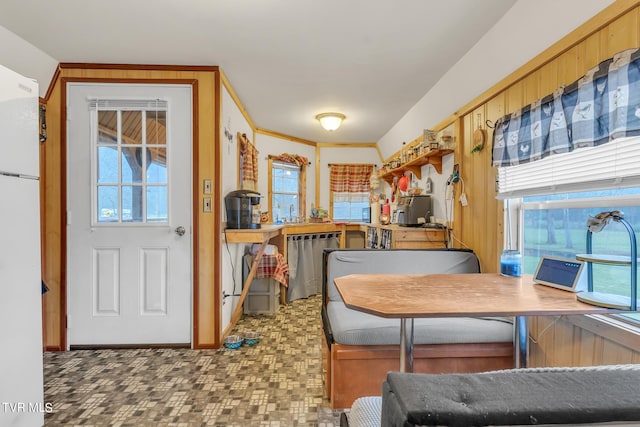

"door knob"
[175,226,186,236]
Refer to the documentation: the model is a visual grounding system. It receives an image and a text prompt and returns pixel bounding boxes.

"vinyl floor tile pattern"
[43,296,343,426]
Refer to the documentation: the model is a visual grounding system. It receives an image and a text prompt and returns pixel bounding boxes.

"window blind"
[273,160,301,171]
[87,99,168,111]
[497,136,640,199]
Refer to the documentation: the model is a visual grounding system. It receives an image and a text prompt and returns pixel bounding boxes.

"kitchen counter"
[222,222,363,241]
[222,222,448,250]
[223,224,283,243]
[365,223,448,249]
[223,222,366,249]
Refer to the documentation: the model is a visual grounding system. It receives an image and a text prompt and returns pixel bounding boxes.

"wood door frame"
[60,77,200,349]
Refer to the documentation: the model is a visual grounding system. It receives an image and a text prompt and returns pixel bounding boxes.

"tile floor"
[43,296,343,426]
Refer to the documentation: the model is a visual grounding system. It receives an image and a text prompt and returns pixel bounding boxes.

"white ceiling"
[0,0,517,143]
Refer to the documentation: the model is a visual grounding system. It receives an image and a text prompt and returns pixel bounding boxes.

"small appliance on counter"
[396,195,432,227]
[225,189,262,229]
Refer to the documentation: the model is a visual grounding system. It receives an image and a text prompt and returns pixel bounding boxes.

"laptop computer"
[533,256,587,292]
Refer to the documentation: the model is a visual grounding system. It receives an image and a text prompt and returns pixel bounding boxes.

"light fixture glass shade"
[316,112,345,131]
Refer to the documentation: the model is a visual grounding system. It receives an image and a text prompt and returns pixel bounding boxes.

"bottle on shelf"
[382,199,391,216]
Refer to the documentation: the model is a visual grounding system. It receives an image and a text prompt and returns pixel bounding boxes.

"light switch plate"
[203,179,212,194]
[203,197,212,213]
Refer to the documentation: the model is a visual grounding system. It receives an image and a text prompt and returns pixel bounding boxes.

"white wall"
[220,84,254,332]
[0,25,58,98]
[377,0,615,159]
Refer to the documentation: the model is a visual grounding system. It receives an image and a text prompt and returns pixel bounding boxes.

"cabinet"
[366,225,448,249]
[378,149,453,184]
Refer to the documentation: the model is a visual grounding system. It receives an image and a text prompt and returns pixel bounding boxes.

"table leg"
[399,318,414,373]
[514,315,529,368]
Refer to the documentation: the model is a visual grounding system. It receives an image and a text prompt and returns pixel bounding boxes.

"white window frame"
[270,160,302,222]
[89,99,170,227]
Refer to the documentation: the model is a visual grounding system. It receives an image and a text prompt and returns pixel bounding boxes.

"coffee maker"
[396,195,432,226]
[225,190,262,229]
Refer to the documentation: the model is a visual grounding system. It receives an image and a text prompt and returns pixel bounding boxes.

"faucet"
[289,204,295,222]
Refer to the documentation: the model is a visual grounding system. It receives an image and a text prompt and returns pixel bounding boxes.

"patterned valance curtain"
[492,48,640,168]
[329,163,374,192]
[239,133,258,190]
[271,153,309,167]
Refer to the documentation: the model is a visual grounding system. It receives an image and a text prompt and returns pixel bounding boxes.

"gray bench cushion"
[382,366,640,426]
[325,249,481,303]
[327,301,513,346]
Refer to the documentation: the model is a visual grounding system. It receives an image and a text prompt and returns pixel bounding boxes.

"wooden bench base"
[322,333,514,409]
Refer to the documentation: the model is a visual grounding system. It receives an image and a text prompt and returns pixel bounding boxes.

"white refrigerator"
[0,65,45,427]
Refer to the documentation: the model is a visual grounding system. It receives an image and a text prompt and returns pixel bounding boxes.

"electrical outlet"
[203,197,212,213]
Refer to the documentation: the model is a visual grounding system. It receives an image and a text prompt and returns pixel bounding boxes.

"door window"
[92,102,169,224]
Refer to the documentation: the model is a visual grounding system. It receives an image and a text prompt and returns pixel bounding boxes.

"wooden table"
[334,273,614,372]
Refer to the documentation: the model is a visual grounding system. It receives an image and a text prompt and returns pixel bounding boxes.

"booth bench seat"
[343,365,640,426]
[321,249,514,409]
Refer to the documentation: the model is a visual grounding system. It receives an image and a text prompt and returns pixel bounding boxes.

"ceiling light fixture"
[316,112,345,131]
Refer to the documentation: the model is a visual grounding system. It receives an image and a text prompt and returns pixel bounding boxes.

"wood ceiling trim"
[59,63,219,72]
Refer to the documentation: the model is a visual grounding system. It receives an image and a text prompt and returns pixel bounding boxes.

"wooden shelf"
[576,254,640,266]
[378,149,453,184]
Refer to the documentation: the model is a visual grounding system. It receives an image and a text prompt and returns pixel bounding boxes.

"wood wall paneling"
[528,315,640,368]
[472,107,489,270]
[505,80,525,115]
[43,78,63,350]
[605,7,639,56]
[556,46,580,88]
[536,61,559,99]
[578,33,603,74]
[551,318,576,366]
[521,73,539,106]
[484,94,504,272]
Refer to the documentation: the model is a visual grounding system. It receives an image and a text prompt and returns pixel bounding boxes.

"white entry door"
[67,83,192,346]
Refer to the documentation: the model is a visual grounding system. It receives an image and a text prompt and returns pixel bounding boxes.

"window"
[500,137,640,325]
[270,160,304,222]
[91,100,168,224]
[329,163,374,222]
[522,190,640,323]
[332,192,370,221]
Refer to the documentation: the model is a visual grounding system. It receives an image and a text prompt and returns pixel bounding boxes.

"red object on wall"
[398,175,409,192]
